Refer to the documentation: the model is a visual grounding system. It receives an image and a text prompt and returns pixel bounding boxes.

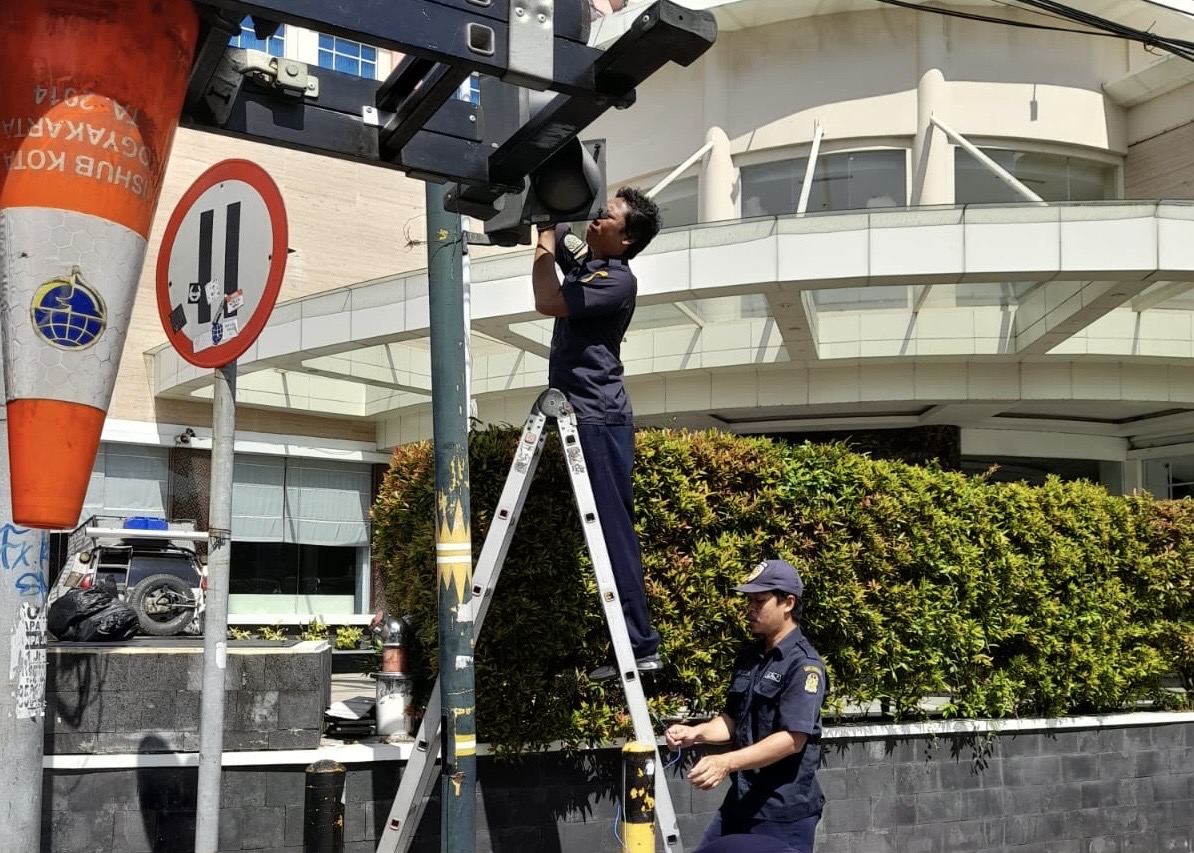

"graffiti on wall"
[3,523,48,718]
[1,522,48,598]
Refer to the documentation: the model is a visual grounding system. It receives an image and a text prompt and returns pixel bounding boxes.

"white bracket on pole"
[795,119,824,217]
[929,113,1046,205]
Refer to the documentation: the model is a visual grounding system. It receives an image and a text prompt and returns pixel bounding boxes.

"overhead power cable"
[870,0,1194,63]
[870,0,1140,36]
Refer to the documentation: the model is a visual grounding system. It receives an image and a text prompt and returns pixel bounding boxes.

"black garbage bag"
[49,588,140,642]
[71,602,140,642]
[48,588,117,640]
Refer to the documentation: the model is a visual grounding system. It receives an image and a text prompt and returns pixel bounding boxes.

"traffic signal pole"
[425,182,477,853]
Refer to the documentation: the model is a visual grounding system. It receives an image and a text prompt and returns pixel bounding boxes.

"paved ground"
[330,672,375,705]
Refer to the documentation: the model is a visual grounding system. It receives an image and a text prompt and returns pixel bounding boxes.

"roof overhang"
[148,201,1194,446]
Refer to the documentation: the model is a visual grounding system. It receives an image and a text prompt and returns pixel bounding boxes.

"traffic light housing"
[444,77,607,246]
[479,137,606,247]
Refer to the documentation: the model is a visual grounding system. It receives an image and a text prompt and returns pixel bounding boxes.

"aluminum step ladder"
[375,388,683,853]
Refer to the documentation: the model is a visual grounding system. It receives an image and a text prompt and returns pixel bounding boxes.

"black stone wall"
[42,720,1194,853]
[45,643,330,754]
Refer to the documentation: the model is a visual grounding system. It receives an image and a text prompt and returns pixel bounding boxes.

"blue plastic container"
[123,516,169,531]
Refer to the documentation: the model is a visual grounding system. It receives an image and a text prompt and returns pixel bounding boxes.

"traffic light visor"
[530,138,603,219]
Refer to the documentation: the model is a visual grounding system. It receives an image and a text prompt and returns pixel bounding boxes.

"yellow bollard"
[622,741,656,853]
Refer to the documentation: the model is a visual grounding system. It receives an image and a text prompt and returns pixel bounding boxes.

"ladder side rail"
[375,405,552,853]
[469,405,552,635]
[553,415,685,853]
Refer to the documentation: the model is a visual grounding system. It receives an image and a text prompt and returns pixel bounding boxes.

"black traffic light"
[480,137,606,247]
[445,77,607,246]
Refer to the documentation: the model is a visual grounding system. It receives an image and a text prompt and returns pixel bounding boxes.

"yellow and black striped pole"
[622,742,656,853]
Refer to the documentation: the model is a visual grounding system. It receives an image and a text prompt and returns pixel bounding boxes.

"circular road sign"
[156,159,288,368]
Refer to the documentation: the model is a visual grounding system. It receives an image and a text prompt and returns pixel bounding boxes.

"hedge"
[372,426,1194,752]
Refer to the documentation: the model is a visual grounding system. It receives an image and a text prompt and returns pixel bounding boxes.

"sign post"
[156,159,287,853]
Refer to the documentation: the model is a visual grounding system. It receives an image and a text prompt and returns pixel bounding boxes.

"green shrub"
[335,625,365,650]
[259,623,287,642]
[300,618,328,642]
[372,426,1194,751]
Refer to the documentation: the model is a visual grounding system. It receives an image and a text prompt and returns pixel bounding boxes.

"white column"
[912,9,952,206]
[698,44,737,222]
[1120,459,1145,495]
[699,126,737,223]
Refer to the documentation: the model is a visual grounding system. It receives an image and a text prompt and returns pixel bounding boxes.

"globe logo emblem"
[30,267,106,350]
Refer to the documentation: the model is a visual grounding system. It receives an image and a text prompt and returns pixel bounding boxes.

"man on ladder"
[377,188,682,853]
[531,187,664,680]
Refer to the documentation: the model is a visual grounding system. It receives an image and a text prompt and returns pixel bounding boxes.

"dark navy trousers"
[698,811,821,853]
[576,422,660,659]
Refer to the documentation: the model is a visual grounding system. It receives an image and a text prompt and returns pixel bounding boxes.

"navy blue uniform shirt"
[721,626,828,826]
[547,225,636,424]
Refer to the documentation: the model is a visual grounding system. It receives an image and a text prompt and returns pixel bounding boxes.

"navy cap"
[735,559,803,597]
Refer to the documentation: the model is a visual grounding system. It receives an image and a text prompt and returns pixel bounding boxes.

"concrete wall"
[41,718,1194,853]
[1124,121,1194,200]
[44,643,330,754]
[590,5,1133,188]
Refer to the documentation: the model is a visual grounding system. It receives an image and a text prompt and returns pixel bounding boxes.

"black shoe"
[588,653,663,682]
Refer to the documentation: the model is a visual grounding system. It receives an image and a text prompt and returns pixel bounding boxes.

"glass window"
[229,542,360,598]
[741,150,907,217]
[460,74,481,105]
[230,17,285,57]
[742,158,806,218]
[1158,457,1194,499]
[809,150,906,212]
[317,33,378,79]
[812,286,909,311]
[228,455,372,614]
[955,148,1116,203]
[654,176,699,229]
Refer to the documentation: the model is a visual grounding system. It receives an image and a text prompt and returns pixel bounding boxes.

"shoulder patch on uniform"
[803,671,820,694]
[579,270,610,283]
[802,664,821,673]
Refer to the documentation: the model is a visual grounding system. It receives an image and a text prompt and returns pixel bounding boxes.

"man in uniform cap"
[666,559,828,852]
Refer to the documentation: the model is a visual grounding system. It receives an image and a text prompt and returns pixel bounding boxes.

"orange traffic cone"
[0,0,198,528]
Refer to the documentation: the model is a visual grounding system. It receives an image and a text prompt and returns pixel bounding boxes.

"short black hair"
[616,186,661,260]
[771,589,802,620]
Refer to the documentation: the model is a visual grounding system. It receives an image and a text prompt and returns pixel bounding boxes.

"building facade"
[84,0,1194,623]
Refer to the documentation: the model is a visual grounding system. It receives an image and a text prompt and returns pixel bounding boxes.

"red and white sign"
[156,159,287,368]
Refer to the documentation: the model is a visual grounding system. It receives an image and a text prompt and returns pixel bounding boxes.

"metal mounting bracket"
[506,0,554,89]
[201,48,320,126]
